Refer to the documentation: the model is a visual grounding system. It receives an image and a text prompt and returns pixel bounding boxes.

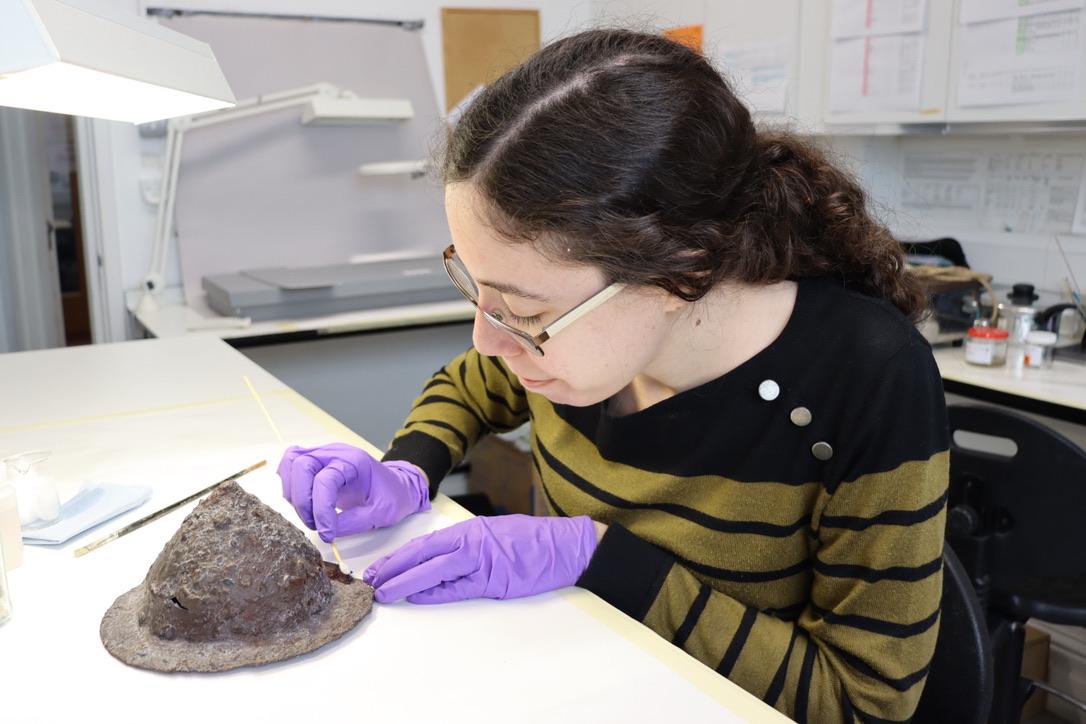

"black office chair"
[946,403,1086,723]
[914,544,994,724]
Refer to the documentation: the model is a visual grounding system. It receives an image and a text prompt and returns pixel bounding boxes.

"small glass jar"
[965,325,1009,366]
[3,450,58,526]
[1023,330,1057,369]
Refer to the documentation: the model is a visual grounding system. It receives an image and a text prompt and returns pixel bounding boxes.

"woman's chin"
[532,383,606,408]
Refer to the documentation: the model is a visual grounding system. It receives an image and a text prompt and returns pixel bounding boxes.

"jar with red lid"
[965,325,1009,366]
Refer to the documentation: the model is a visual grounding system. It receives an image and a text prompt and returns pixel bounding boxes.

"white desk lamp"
[0,0,235,124]
[140,82,414,312]
[351,82,488,180]
[357,160,430,178]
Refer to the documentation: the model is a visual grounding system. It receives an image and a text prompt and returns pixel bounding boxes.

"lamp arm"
[146,121,182,293]
[184,83,337,131]
[142,82,345,294]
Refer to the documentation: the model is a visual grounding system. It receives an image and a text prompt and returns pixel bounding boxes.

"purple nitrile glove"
[362,514,598,604]
[277,443,431,542]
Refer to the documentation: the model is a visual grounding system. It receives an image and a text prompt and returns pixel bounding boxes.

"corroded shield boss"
[100,481,373,672]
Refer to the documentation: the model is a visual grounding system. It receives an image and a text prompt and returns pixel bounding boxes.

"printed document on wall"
[720,41,788,113]
[829,34,925,111]
[958,10,1084,107]
[982,151,1085,233]
[832,0,927,38]
[960,0,1084,25]
[1073,163,1086,234]
[901,138,1086,234]
[900,144,986,227]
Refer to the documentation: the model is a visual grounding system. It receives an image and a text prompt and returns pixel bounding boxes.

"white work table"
[932,345,1086,425]
[0,336,787,724]
[129,290,476,343]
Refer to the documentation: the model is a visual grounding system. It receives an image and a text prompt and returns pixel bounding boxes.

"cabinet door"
[947,0,1086,123]
[821,0,954,127]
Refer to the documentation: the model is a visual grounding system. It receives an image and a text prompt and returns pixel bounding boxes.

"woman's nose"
[472,310,522,358]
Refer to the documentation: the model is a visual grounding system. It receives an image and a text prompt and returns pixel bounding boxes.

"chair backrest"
[901,237,970,268]
[946,404,1086,622]
[913,544,994,724]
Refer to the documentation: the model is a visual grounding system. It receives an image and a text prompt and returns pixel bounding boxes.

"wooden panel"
[468,434,536,515]
[441,8,541,113]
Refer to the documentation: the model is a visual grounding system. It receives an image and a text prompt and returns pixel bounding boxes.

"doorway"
[0,108,91,351]
[46,115,92,346]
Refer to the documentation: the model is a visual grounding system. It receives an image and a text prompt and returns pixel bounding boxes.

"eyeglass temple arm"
[544,284,626,337]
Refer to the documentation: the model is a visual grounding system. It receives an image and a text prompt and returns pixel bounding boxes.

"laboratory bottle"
[0,480,24,571]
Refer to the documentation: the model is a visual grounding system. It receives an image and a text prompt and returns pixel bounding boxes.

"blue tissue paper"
[21,483,152,545]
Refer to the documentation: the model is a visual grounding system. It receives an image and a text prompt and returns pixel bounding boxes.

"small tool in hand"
[243,375,353,577]
[330,540,352,576]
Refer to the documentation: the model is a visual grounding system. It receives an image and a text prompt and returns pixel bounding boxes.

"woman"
[278,29,948,722]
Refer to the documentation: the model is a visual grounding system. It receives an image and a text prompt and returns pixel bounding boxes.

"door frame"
[73,118,129,344]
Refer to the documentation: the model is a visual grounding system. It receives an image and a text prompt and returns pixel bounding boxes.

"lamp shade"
[0,0,235,124]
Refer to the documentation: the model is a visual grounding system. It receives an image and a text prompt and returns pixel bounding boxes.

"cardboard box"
[467,435,540,515]
[1022,624,1051,717]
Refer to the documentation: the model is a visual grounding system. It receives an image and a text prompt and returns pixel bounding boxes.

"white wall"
[141,0,599,114]
[82,1,595,341]
[80,2,1086,341]
[827,134,1086,307]
[591,0,704,28]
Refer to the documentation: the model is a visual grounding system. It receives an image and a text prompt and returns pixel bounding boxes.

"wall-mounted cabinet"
[819,0,1086,130]
[946,0,1086,124]
[821,0,956,127]
[590,0,1086,134]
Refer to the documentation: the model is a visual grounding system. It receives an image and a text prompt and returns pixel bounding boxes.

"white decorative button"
[758,379,780,401]
[790,407,812,427]
[811,442,834,461]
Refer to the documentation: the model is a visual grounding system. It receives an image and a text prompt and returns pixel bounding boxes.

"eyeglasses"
[442,244,624,357]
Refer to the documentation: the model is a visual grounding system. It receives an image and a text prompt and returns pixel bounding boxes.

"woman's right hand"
[277,443,431,542]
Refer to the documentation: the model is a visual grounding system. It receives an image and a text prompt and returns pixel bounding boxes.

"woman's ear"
[639,284,690,314]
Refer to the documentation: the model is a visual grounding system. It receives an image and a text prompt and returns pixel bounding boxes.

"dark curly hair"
[440,28,927,322]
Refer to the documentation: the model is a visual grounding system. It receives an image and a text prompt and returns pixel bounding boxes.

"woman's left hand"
[362,514,598,604]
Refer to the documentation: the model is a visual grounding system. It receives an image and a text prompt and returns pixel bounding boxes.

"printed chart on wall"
[900,137,1086,235]
[1074,168,1086,234]
[828,0,928,112]
[719,41,789,114]
[958,0,1085,107]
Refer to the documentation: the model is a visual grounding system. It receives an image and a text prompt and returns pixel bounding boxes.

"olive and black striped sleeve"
[383,348,529,497]
[575,338,949,722]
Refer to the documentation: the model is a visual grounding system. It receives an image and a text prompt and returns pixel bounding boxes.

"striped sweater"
[384,276,949,722]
